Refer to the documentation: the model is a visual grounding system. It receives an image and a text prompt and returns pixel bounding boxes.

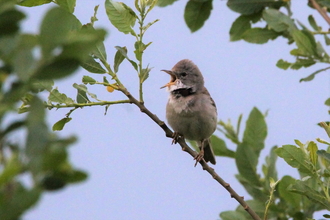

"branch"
[45,99,131,109]
[119,87,262,220]
[309,0,330,26]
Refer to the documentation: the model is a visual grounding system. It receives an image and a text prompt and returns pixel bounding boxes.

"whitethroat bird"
[161,59,217,166]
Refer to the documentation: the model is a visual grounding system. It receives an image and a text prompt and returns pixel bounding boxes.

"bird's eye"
[181,72,187,77]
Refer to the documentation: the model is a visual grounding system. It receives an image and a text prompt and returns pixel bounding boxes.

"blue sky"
[21,1,330,219]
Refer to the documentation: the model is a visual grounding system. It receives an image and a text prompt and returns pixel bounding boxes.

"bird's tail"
[200,138,216,165]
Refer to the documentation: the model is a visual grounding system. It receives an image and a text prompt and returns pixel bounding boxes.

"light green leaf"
[0,154,22,186]
[104,0,137,35]
[262,146,278,189]
[307,141,318,166]
[278,175,301,209]
[211,135,235,158]
[243,107,267,154]
[291,30,317,56]
[276,59,291,70]
[276,145,313,175]
[220,211,247,220]
[236,142,261,187]
[82,75,97,85]
[263,8,296,32]
[308,15,321,31]
[184,0,212,32]
[140,67,151,83]
[48,88,74,104]
[81,56,106,74]
[288,180,330,210]
[227,0,286,15]
[52,117,72,131]
[55,0,76,13]
[235,175,267,201]
[242,27,280,44]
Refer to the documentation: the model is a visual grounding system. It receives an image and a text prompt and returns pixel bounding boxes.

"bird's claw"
[171,132,182,144]
[194,151,204,167]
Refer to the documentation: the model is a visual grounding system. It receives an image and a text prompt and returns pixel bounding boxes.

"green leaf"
[134,41,146,61]
[31,79,54,92]
[39,7,81,57]
[211,135,235,158]
[48,88,74,104]
[184,0,212,32]
[227,0,286,15]
[317,150,330,162]
[81,56,106,74]
[276,145,313,175]
[262,146,278,189]
[235,175,267,201]
[276,59,291,70]
[288,180,330,210]
[62,170,88,183]
[114,48,125,73]
[291,30,317,56]
[17,0,52,7]
[73,83,90,103]
[220,211,247,220]
[242,27,280,44]
[308,15,321,31]
[299,66,330,82]
[104,0,137,35]
[263,8,296,32]
[52,117,72,131]
[0,9,26,36]
[236,142,261,187]
[140,67,151,83]
[325,98,330,106]
[82,75,97,85]
[157,0,178,7]
[324,35,330,45]
[34,58,80,80]
[243,107,267,154]
[0,154,22,186]
[230,15,251,41]
[55,0,76,13]
[278,175,301,209]
[114,46,138,70]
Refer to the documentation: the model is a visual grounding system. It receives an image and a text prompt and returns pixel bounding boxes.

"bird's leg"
[171,132,183,144]
[194,141,205,167]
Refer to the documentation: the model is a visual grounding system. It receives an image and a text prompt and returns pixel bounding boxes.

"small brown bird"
[161,59,217,165]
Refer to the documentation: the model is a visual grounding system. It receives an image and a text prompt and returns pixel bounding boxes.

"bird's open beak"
[160,70,177,89]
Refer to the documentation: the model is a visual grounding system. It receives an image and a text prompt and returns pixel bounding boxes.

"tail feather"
[199,138,216,165]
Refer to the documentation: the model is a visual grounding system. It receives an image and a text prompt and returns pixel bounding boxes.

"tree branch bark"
[120,87,262,220]
[309,0,330,26]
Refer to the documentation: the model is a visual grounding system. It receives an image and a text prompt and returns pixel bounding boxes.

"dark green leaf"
[41,174,66,190]
[308,15,320,31]
[242,27,280,44]
[55,0,76,13]
[52,117,72,131]
[299,66,330,82]
[114,48,125,73]
[211,135,235,158]
[229,15,251,41]
[317,150,330,162]
[157,0,178,7]
[17,0,52,7]
[40,7,81,57]
[82,75,97,85]
[73,83,90,103]
[243,107,267,154]
[48,88,74,104]
[134,41,146,61]
[325,98,330,106]
[115,46,138,70]
[34,58,80,80]
[104,0,137,35]
[288,180,330,210]
[276,145,313,175]
[278,175,301,209]
[227,0,286,15]
[291,30,317,56]
[81,56,106,74]
[235,175,267,201]
[276,59,291,70]
[62,170,88,183]
[73,83,98,101]
[324,35,330,45]
[263,8,296,32]
[184,0,212,32]
[236,142,261,187]
[0,9,26,36]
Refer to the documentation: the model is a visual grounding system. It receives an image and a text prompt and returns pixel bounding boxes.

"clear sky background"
[20,1,330,219]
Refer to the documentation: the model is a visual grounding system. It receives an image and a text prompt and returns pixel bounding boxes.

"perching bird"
[161,59,217,165]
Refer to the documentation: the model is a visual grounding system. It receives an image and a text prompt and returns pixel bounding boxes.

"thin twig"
[119,87,262,220]
[309,0,330,26]
[45,99,131,109]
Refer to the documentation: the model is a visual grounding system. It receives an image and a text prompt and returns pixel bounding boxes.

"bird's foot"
[171,132,182,144]
[194,149,204,167]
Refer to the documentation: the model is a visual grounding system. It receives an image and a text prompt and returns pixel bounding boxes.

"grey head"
[160,59,205,94]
